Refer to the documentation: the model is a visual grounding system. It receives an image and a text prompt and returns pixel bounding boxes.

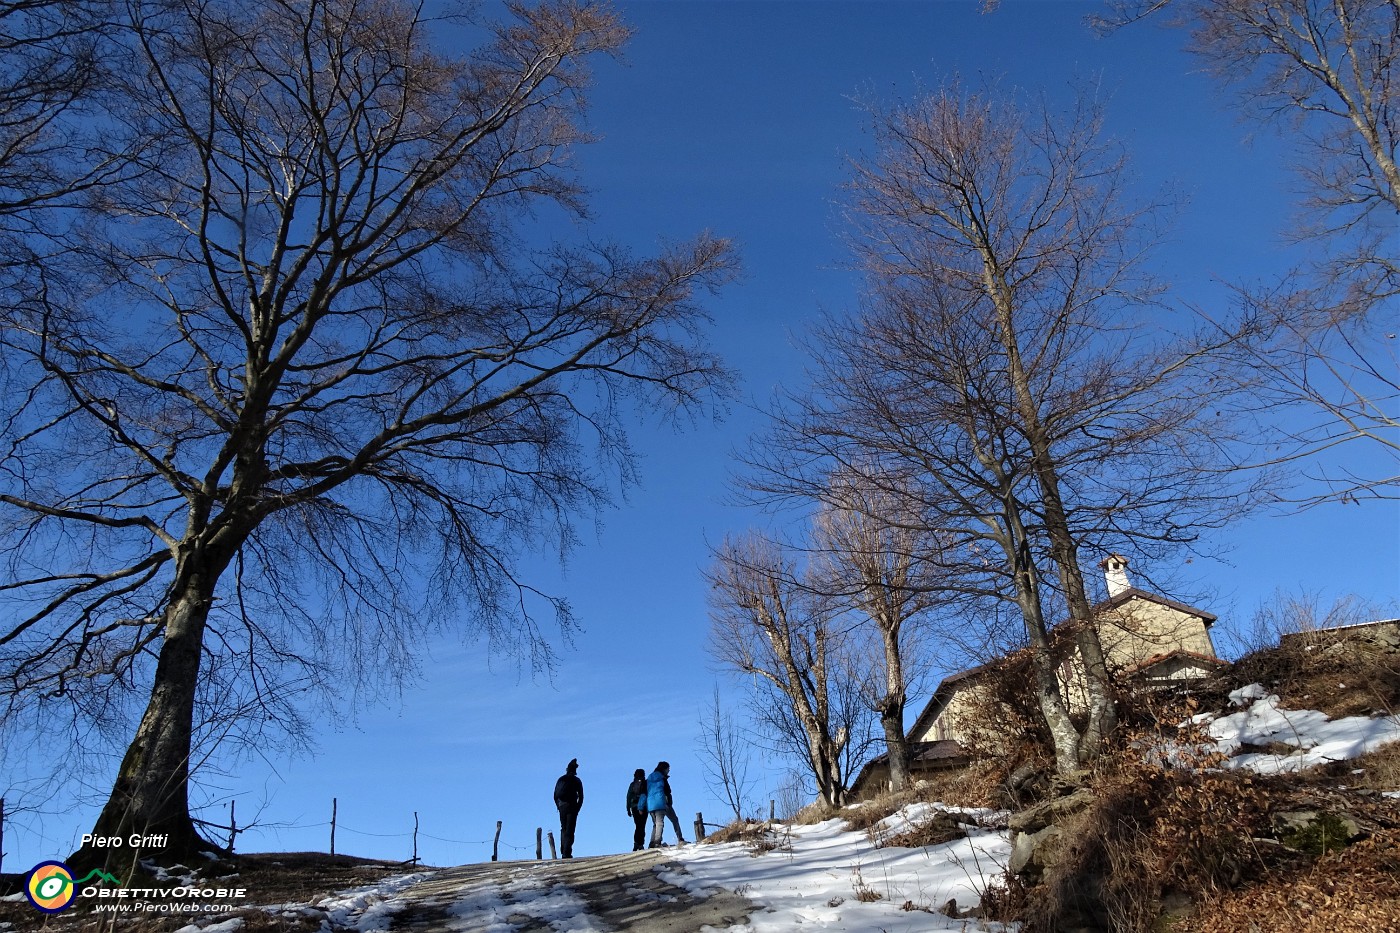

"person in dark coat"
[645,760,687,848]
[553,758,584,858]
[625,768,649,851]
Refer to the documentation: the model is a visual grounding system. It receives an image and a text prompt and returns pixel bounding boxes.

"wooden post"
[330,798,337,856]
[227,800,237,854]
[412,812,419,864]
[536,827,542,860]
[769,799,775,822]
[546,831,557,860]
[694,811,704,843]
[491,820,502,862]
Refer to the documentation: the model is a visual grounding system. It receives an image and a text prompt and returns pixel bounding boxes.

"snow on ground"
[663,805,1014,933]
[223,806,1013,933]
[1199,686,1400,774]
[163,689,1396,933]
[288,871,434,932]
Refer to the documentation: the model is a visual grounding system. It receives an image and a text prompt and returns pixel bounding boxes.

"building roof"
[1119,648,1230,677]
[1091,587,1218,626]
[849,740,971,796]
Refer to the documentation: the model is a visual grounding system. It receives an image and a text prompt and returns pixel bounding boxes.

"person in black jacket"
[625,768,648,851]
[553,758,584,858]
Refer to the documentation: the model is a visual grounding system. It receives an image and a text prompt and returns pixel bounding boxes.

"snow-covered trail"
[323,849,754,932]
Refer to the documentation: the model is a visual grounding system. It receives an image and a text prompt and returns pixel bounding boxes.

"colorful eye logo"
[26,860,76,913]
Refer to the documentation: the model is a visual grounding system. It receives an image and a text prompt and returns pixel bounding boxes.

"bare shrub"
[1177,827,1400,933]
[850,864,884,902]
[745,825,793,857]
[949,651,1056,768]
[879,813,967,850]
[791,800,841,825]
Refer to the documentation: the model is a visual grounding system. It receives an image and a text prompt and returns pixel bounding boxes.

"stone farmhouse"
[851,556,1229,797]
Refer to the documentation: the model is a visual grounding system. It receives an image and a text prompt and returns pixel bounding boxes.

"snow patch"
[1205,694,1400,773]
[313,871,434,931]
[663,804,1015,933]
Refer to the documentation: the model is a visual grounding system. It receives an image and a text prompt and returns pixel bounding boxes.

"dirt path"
[382,850,754,932]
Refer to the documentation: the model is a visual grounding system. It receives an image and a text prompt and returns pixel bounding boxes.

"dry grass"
[1022,743,1283,933]
[790,800,840,825]
[1339,741,1400,793]
[842,758,1013,835]
[1177,828,1400,933]
[702,818,769,845]
[879,813,967,850]
[1211,632,1400,720]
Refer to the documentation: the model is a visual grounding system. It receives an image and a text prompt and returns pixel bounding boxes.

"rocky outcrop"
[1007,776,1095,880]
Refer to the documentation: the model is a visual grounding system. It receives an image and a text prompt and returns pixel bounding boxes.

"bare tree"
[747,84,1258,772]
[695,686,758,822]
[0,0,735,868]
[809,479,939,793]
[0,0,108,218]
[1094,0,1400,502]
[707,533,861,808]
[1225,279,1398,503]
[1096,0,1398,234]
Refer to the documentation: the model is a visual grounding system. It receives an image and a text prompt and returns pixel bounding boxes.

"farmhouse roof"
[1119,648,1230,677]
[849,739,971,795]
[1091,586,1218,626]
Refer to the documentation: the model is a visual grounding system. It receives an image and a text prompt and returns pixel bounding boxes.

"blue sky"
[6,0,1397,870]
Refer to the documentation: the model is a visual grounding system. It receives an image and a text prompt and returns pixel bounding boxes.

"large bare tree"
[748,85,1256,772]
[0,0,107,219]
[0,0,735,869]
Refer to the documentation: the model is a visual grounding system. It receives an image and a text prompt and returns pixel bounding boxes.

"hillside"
[3,631,1397,932]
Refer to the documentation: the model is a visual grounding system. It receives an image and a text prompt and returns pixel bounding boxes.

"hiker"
[625,767,649,851]
[554,758,584,858]
[646,760,687,848]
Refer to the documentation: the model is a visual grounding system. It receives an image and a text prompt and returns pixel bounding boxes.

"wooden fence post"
[769,799,775,822]
[491,820,502,862]
[694,812,704,843]
[536,827,542,860]
[412,812,419,864]
[546,831,557,860]
[330,798,337,856]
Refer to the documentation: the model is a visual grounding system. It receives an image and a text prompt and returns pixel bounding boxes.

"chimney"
[1100,554,1132,597]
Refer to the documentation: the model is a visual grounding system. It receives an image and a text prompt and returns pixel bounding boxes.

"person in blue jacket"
[645,761,687,848]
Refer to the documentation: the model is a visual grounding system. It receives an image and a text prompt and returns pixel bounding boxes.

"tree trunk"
[878,700,911,793]
[986,262,1116,764]
[1032,455,1119,760]
[1005,494,1083,772]
[878,631,910,792]
[73,558,226,873]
